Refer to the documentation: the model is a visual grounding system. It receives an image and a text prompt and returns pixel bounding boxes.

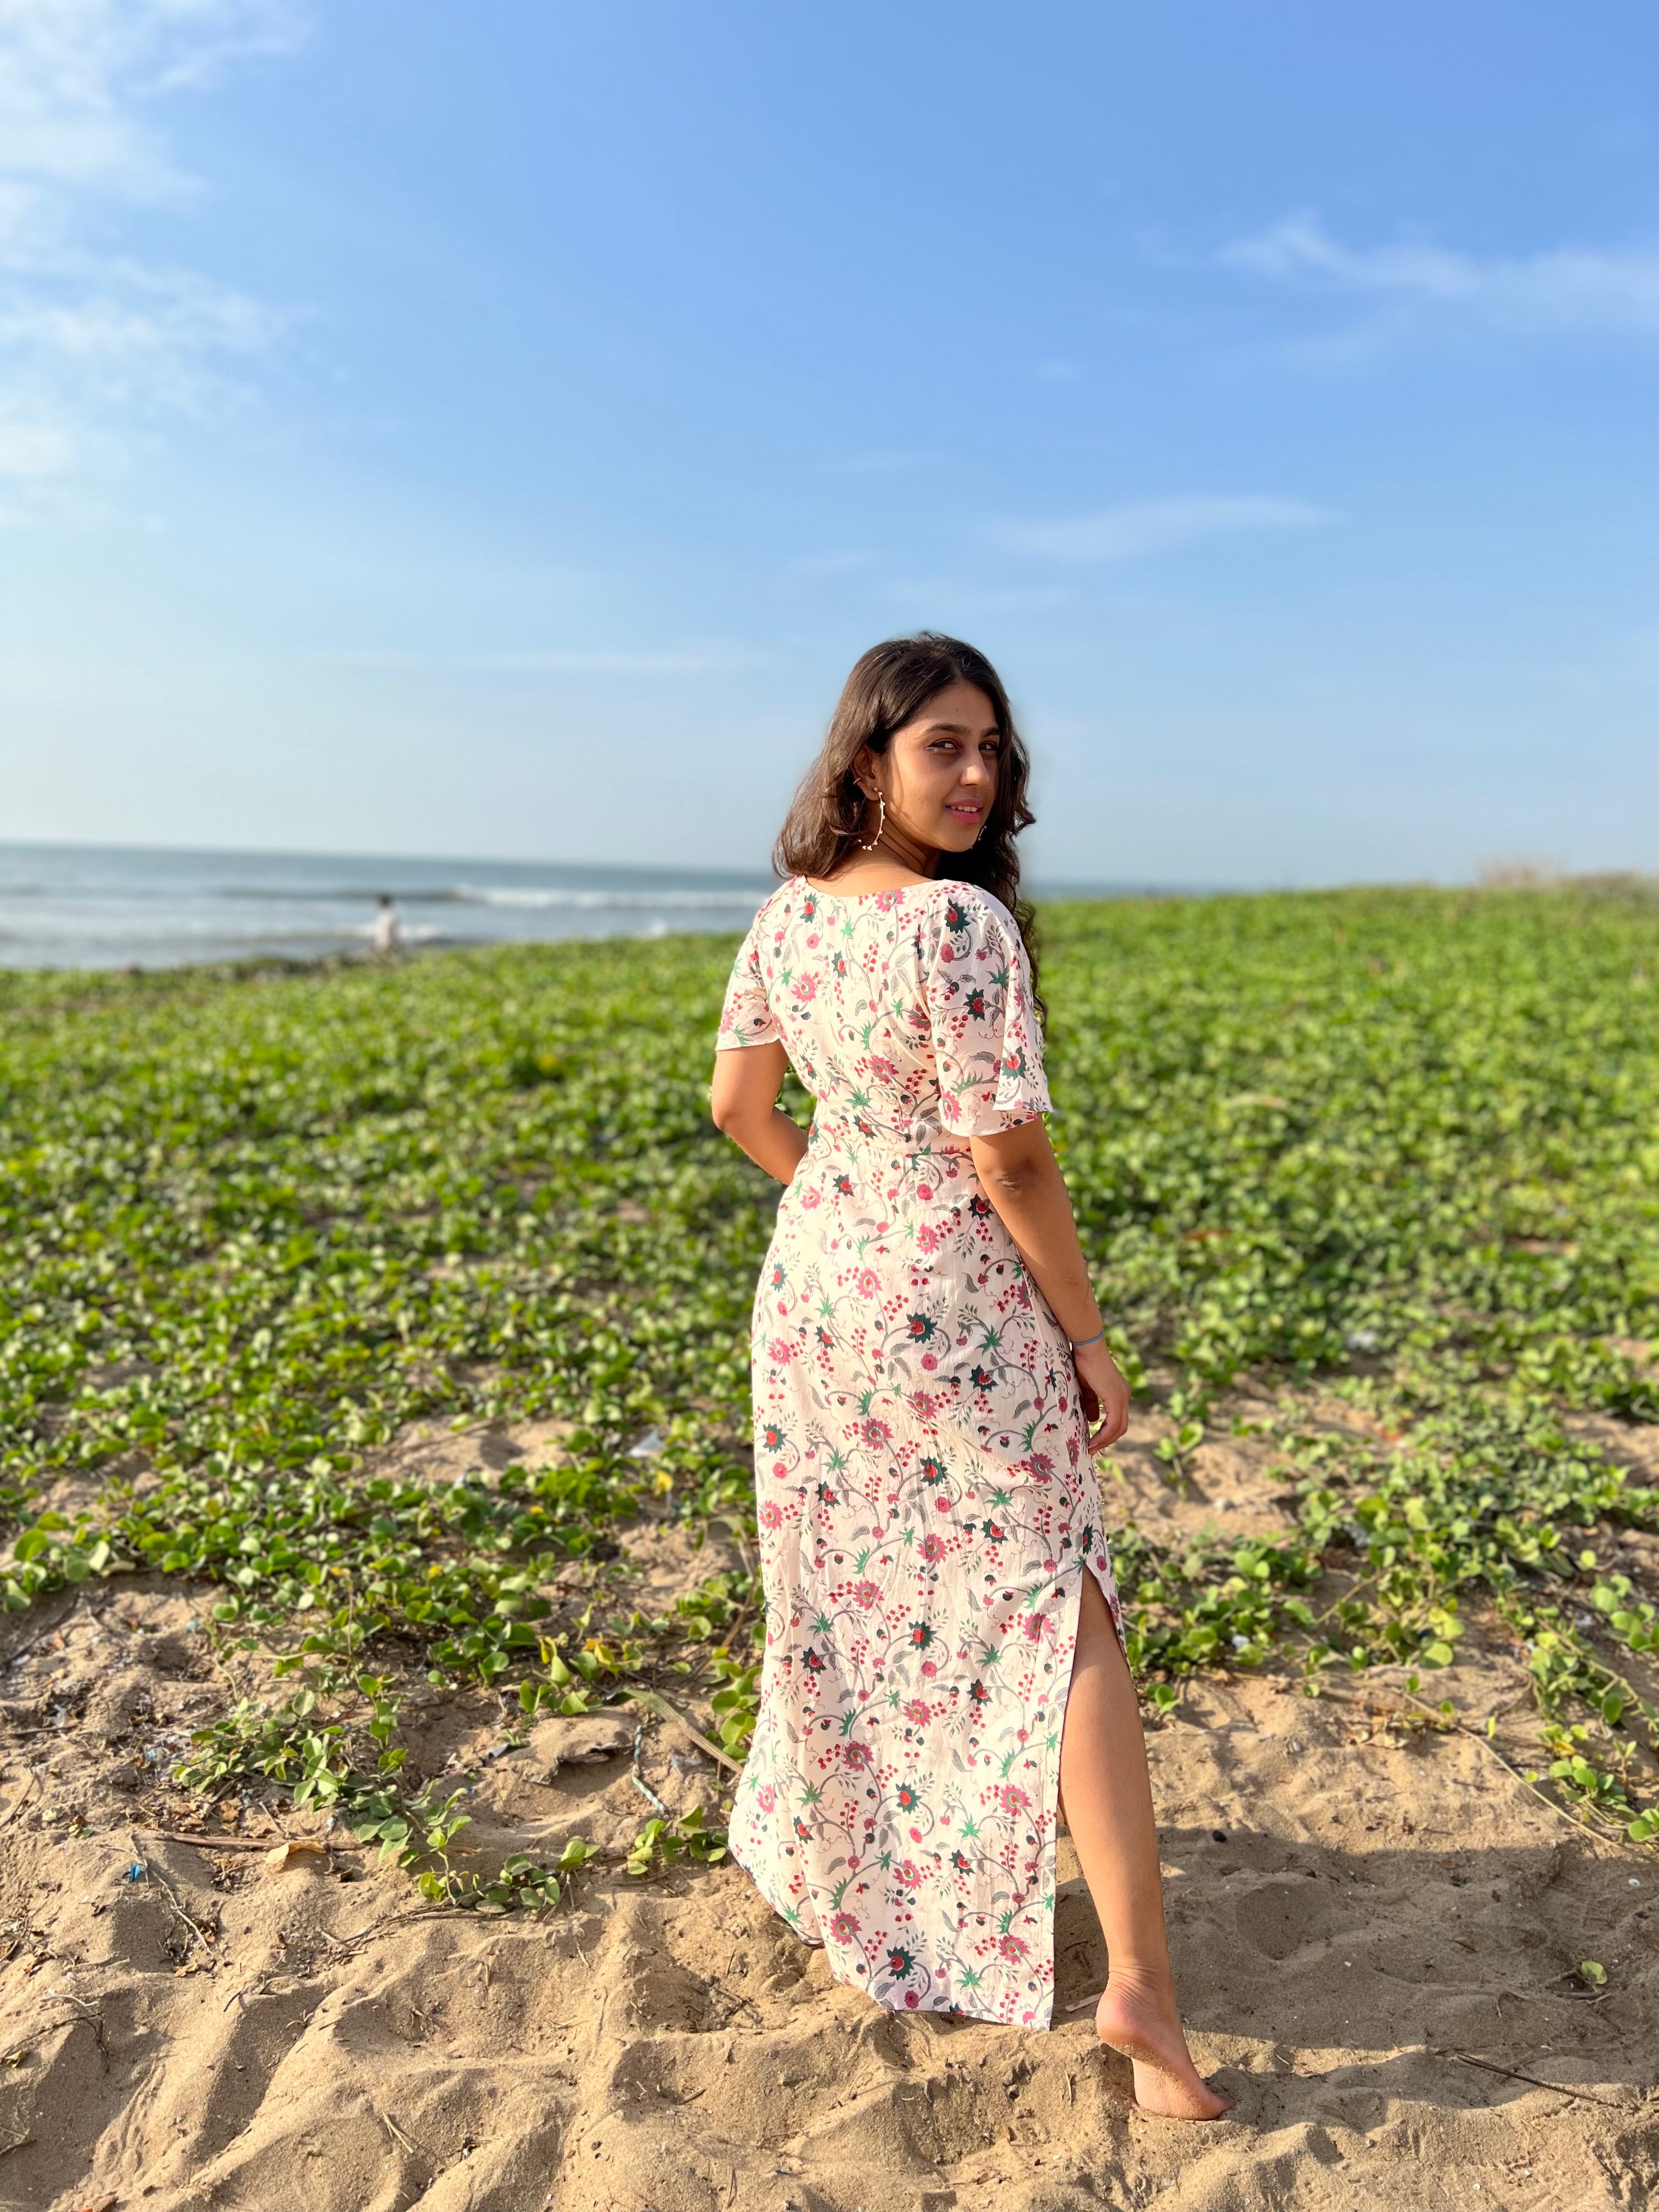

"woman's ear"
[849,742,881,799]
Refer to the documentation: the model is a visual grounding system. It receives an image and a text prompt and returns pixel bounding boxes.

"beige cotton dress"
[715,874,1123,2029]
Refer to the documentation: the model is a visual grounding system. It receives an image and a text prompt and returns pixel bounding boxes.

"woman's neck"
[815,818,941,891]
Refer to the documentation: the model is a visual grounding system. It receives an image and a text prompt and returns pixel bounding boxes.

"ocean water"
[0,843,779,969]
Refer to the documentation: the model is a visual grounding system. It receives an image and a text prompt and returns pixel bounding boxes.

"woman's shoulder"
[919,878,1025,950]
[746,877,806,935]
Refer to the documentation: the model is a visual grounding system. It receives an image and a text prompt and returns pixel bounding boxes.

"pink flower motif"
[915,1223,941,1255]
[910,1391,936,1420]
[852,1580,881,1609]
[791,974,819,1002]
[919,1532,946,1562]
[800,1187,822,1209]
[921,1353,938,1372]
[997,1933,1030,1961]
[755,1785,776,1812]
[860,1417,893,1449]
[920,1660,937,1679]
[828,1911,860,1940]
[856,1268,881,1299]
[896,1859,922,1888]
[903,1698,931,1725]
[843,1740,874,1770]
[759,1500,783,1528]
[768,1336,797,1364]
[996,1784,1031,1817]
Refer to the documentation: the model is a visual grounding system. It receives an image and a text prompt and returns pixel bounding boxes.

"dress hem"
[729,1544,1122,2037]
[727,1821,1062,2032]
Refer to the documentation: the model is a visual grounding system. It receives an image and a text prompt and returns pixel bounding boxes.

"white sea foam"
[459,884,763,911]
[0,842,776,969]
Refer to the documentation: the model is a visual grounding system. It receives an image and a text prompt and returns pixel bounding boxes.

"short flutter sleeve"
[716,918,781,1048]
[927,888,1051,1135]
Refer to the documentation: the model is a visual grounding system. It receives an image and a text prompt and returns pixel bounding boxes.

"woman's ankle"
[1104,1957,1175,1996]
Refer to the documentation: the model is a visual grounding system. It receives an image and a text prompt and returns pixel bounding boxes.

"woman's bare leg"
[1059,1572,1232,2119]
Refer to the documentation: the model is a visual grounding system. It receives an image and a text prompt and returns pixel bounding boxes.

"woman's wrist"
[1069,1323,1106,1350]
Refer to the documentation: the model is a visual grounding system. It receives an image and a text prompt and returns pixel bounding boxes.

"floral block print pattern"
[716,876,1122,2029]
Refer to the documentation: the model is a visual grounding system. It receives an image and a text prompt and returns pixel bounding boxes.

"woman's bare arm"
[969,1119,1101,1340]
[969,1118,1130,1447]
[711,1042,810,1184]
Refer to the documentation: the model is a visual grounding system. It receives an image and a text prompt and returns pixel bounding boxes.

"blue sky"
[2,2,1655,886]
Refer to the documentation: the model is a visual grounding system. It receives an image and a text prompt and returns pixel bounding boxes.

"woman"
[711,634,1228,2120]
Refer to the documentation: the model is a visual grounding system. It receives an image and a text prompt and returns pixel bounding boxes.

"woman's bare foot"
[1096,1971,1233,2120]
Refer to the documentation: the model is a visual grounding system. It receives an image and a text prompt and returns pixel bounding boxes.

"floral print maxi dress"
[715,876,1122,2030]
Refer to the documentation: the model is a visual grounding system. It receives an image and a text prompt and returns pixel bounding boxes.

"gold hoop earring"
[855,791,885,853]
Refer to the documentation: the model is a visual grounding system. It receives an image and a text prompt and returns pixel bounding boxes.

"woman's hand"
[1074,1339,1131,1454]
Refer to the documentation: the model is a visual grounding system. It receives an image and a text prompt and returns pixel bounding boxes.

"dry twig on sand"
[142,1827,367,1855]
[1394,1689,1646,1860]
[625,1688,743,1773]
[1439,2050,1636,2112]
[129,1831,217,1955]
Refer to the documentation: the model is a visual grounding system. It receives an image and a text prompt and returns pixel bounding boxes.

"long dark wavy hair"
[772,633,1043,1014]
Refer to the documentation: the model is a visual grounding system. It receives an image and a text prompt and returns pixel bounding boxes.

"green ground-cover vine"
[1043,888,1659,1407]
[2,885,1657,1859]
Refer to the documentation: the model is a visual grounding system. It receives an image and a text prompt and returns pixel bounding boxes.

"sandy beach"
[4,1395,1654,2212]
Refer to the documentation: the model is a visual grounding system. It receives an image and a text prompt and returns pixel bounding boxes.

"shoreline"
[4,870,1655,977]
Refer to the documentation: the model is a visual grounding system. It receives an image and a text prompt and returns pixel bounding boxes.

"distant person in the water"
[371,893,402,958]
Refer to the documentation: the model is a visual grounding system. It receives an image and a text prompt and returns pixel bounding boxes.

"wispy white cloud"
[992,495,1329,565]
[331,647,762,676]
[1222,213,1659,341]
[1,256,287,397]
[0,0,306,200]
[0,410,70,475]
[0,1,308,503]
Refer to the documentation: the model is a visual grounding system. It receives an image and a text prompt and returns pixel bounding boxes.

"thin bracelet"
[1069,1327,1105,1350]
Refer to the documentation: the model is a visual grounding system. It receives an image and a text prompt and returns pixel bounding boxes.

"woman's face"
[861,680,1002,855]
